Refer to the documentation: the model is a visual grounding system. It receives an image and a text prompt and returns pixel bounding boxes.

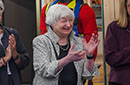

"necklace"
[59,43,69,51]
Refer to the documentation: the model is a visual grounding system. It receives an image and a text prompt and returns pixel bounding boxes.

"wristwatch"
[87,54,95,59]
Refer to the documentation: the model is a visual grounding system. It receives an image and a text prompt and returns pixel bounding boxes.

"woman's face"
[52,16,73,37]
[127,0,130,16]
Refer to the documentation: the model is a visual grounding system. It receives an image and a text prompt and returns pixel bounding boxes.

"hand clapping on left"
[9,34,17,58]
[82,33,100,56]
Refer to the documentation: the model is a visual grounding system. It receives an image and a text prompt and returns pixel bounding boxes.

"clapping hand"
[82,33,100,56]
[5,44,12,62]
[9,34,17,58]
[67,43,86,62]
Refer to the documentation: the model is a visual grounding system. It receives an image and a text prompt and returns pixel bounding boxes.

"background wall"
[3,0,36,84]
[104,0,119,33]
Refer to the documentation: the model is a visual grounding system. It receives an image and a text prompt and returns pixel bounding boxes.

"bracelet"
[1,58,6,65]
[87,54,95,59]
[13,55,19,61]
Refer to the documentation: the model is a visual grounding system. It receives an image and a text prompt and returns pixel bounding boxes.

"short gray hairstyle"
[46,4,74,25]
[0,0,4,13]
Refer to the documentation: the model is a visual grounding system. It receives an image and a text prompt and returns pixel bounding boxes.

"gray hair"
[46,4,74,25]
[0,0,4,13]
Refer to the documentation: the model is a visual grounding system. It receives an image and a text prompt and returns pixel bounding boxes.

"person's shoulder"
[3,26,18,35]
[33,33,50,45]
[107,21,122,34]
[41,3,49,12]
[108,21,120,29]
[80,3,93,10]
[33,34,44,42]
[42,3,48,8]
[81,3,90,8]
[43,2,54,9]
[109,21,118,25]
[80,3,95,14]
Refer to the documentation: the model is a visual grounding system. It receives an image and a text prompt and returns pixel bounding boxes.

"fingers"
[9,34,16,47]
[9,34,15,43]
[95,39,100,46]
[78,51,86,58]
[75,51,86,61]
[7,43,11,49]
[74,50,86,57]
[90,33,100,44]
[72,50,81,54]
[6,43,11,54]
[91,33,98,41]
[6,44,12,61]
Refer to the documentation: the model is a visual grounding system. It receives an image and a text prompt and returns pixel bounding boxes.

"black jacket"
[0,26,30,85]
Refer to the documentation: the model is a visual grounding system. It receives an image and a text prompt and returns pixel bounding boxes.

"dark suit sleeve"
[12,29,30,70]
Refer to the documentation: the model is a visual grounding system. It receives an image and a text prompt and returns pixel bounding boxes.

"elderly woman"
[0,1,30,85]
[33,4,100,85]
[40,0,98,61]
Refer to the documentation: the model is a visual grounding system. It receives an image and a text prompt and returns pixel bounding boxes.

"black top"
[58,43,77,85]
